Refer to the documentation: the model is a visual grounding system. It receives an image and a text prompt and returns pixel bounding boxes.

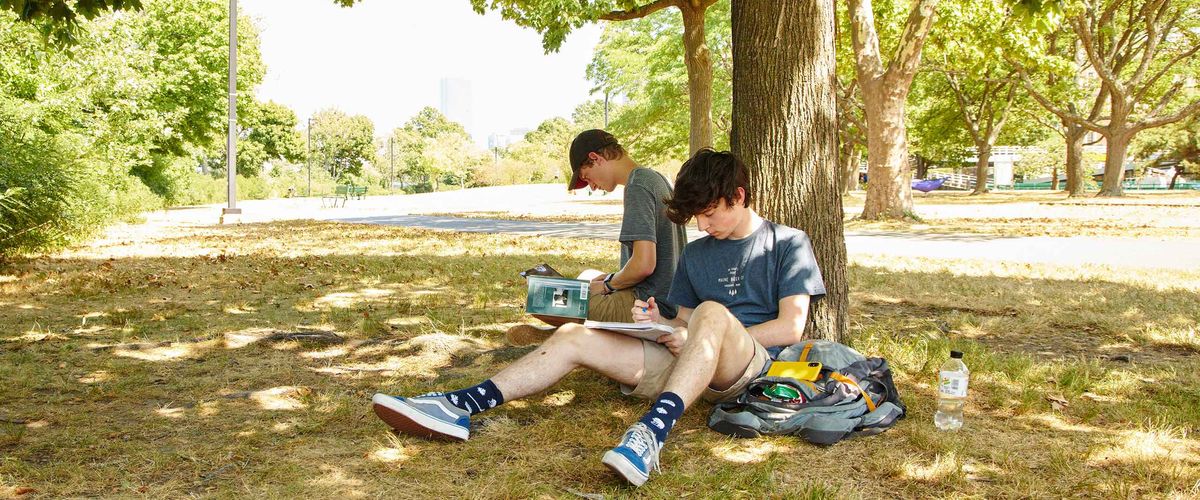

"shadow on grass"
[0,221,1197,497]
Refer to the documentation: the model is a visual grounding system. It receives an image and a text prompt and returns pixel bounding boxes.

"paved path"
[131,185,1199,271]
[329,214,1200,271]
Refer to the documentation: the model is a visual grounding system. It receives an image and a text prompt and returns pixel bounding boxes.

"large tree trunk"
[732,0,847,342]
[841,149,861,194]
[1097,130,1131,197]
[1064,121,1086,196]
[680,3,714,155]
[861,90,913,218]
[971,145,991,195]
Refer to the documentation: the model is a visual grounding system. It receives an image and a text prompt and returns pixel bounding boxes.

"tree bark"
[861,91,914,218]
[732,0,847,342]
[839,142,862,194]
[971,145,991,195]
[680,2,714,154]
[1063,119,1086,196]
[1097,129,1132,197]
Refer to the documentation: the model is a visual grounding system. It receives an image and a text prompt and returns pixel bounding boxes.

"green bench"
[322,185,351,208]
[321,184,369,207]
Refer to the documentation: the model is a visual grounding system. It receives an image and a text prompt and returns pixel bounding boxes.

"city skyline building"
[439,77,474,135]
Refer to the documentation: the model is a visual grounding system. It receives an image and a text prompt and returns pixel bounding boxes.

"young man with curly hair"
[371,149,826,487]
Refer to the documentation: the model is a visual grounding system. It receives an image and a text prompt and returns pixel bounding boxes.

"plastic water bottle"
[935,350,969,431]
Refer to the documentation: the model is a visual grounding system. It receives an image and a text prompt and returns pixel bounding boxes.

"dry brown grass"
[1,220,1198,498]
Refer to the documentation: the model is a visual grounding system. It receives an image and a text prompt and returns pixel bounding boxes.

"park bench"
[322,185,350,208]
[350,185,368,199]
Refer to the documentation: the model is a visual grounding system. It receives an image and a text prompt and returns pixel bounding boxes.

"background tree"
[388,107,478,191]
[849,0,940,219]
[1133,113,1200,188]
[224,100,304,176]
[1,0,142,44]
[732,0,847,341]
[310,108,375,182]
[468,0,720,155]
[934,4,1015,194]
[1009,24,1101,196]
[504,117,575,182]
[1018,0,1200,197]
[586,1,731,165]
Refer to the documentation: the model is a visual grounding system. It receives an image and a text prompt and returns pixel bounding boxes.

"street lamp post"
[221,0,241,222]
[306,116,313,197]
[389,137,394,193]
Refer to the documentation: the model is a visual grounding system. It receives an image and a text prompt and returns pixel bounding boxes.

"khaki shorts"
[622,338,771,404]
[587,289,637,323]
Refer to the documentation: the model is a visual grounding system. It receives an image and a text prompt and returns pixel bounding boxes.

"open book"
[583,320,675,341]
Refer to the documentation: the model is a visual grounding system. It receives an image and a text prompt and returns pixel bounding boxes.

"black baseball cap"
[567,129,618,190]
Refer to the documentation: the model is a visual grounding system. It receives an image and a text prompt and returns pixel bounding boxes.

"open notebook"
[583,321,675,341]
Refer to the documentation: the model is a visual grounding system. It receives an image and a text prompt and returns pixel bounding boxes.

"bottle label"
[938,372,968,398]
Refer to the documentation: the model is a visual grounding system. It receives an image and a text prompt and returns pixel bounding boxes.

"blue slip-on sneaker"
[372,393,470,441]
[601,422,660,487]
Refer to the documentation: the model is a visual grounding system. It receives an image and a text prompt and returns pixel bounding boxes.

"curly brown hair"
[664,148,751,225]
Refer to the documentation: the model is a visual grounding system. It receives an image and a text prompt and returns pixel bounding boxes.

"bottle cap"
[950,350,963,359]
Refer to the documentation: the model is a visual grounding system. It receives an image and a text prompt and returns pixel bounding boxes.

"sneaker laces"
[623,424,659,470]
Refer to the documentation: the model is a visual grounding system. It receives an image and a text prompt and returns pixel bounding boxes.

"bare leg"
[492,323,647,400]
[661,301,758,407]
[530,314,580,328]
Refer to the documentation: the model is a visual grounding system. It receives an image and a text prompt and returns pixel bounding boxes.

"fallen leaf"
[1046,394,1069,411]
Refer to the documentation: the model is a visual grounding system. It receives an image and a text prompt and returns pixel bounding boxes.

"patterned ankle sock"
[638,392,685,445]
[445,380,505,416]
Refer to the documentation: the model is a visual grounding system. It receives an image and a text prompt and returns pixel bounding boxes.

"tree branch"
[1071,11,1127,102]
[1013,64,1108,134]
[942,67,981,143]
[1144,79,1185,121]
[1135,42,1199,103]
[600,0,678,21]
[987,83,1018,145]
[884,0,939,87]
[848,0,886,83]
[1124,0,1170,92]
[1019,108,1067,139]
[1134,98,1200,132]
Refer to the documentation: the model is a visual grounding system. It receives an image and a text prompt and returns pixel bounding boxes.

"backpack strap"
[829,372,877,412]
[798,342,814,361]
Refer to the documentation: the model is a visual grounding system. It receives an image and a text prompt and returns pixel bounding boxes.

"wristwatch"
[603,273,617,294]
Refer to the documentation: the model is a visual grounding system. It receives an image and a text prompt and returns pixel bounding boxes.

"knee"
[688,301,738,335]
[690,301,735,325]
[544,322,592,350]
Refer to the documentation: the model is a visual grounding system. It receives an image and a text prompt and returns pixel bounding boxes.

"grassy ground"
[1,220,1198,498]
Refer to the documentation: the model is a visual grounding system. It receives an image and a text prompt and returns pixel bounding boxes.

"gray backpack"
[707,340,906,446]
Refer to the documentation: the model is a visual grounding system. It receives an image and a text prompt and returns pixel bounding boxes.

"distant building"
[439,78,473,132]
[488,128,531,150]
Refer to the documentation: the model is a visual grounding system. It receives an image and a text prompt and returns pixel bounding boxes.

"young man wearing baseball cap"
[506,129,688,344]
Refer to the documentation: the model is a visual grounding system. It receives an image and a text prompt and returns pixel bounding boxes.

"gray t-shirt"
[620,167,688,319]
[667,220,826,352]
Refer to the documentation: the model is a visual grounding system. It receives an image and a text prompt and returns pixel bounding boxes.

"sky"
[239,0,604,146]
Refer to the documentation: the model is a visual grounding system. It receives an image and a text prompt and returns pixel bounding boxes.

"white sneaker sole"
[371,393,469,441]
[602,450,649,487]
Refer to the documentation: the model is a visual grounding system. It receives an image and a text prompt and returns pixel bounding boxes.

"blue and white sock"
[444,380,505,416]
[638,392,685,445]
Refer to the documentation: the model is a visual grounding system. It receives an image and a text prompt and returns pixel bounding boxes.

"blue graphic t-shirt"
[666,220,826,353]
